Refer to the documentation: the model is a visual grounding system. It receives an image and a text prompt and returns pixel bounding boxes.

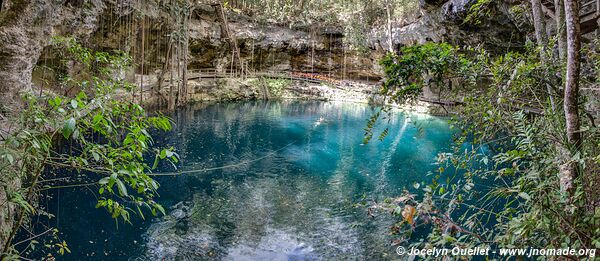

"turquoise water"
[40,101,455,260]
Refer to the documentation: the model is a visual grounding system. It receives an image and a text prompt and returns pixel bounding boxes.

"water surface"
[43,101,454,260]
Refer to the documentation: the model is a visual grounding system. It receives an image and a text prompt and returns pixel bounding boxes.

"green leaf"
[152,155,159,169]
[93,113,103,125]
[98,177,110,185]
[115,179,128,196]
[72,129,80,140]
[108,173,117,187]
[62,118,76,139]
[5,154,14,164]
[518,192,531,201]
[154,204,165,216]
[71,99,78,109]
[150,180,159,190]
[50,97,62,107]
[136,205,145,220]
[92,152,100,162]
[444,235,457,243]
[76,90,87,100]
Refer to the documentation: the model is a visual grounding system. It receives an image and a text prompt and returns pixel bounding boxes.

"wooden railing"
[185,69,351,85]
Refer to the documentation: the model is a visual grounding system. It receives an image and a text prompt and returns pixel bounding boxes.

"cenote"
[38,101,455,260]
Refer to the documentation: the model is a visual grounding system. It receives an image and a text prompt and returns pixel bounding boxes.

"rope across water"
[147,141,295,176]
[38,141,296,191]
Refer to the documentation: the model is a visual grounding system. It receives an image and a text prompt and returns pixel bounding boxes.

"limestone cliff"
[368,0,527,51]
[0,0,530,117]
[0,0,104,115]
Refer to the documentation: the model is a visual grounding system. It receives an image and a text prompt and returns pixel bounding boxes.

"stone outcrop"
[369,0,527,52]
[185,5,383,81]
[0,0,104,116]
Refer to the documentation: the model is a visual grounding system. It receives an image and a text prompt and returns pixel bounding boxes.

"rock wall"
[368,0,527,52]
[170,4,384,81]
[0,0,103,116]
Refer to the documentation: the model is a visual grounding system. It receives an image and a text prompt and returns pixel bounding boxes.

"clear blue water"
[38,101,455,260]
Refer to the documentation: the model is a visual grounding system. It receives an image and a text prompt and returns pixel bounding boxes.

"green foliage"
[264,77,290,97]
[380,43,461,103]
[0,37,178,258]
[464,0,494,25]
[373,42,600,256]
[365,43,481,143]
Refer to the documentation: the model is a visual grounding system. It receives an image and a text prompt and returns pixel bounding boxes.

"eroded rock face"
[185,4,381,81]
[421,0,449,9]
[0,0,104,115]
[370,0,526,52]
[440,0,476,21]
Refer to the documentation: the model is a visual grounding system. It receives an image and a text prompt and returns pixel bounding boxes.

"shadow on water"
[31,101,456,260]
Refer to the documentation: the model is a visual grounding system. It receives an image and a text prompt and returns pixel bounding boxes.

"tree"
[530,0,557,111]
[530,0,549,48]
[373,0,599,255]
[555,0,567,62]
[385,0,393,53]
[562,0,582,194]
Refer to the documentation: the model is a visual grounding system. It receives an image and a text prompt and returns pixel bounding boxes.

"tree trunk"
[386,0,393,53]
[561,0,582,194]
[564,0,582,149]
[213,3,242,74]
[531,0,557,111]
[531,0,548,46]
[169,45,176,111]
[555,0,567,62]
[139,17,145,104]
[180,6,189,106]
[176,36,181,106]
[156,40,173,107]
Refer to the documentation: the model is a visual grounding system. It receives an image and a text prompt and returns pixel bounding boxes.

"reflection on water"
[46,101,454,260]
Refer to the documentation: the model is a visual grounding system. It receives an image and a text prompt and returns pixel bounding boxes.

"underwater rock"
[171,201,191,220]
[143,209,222,260]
